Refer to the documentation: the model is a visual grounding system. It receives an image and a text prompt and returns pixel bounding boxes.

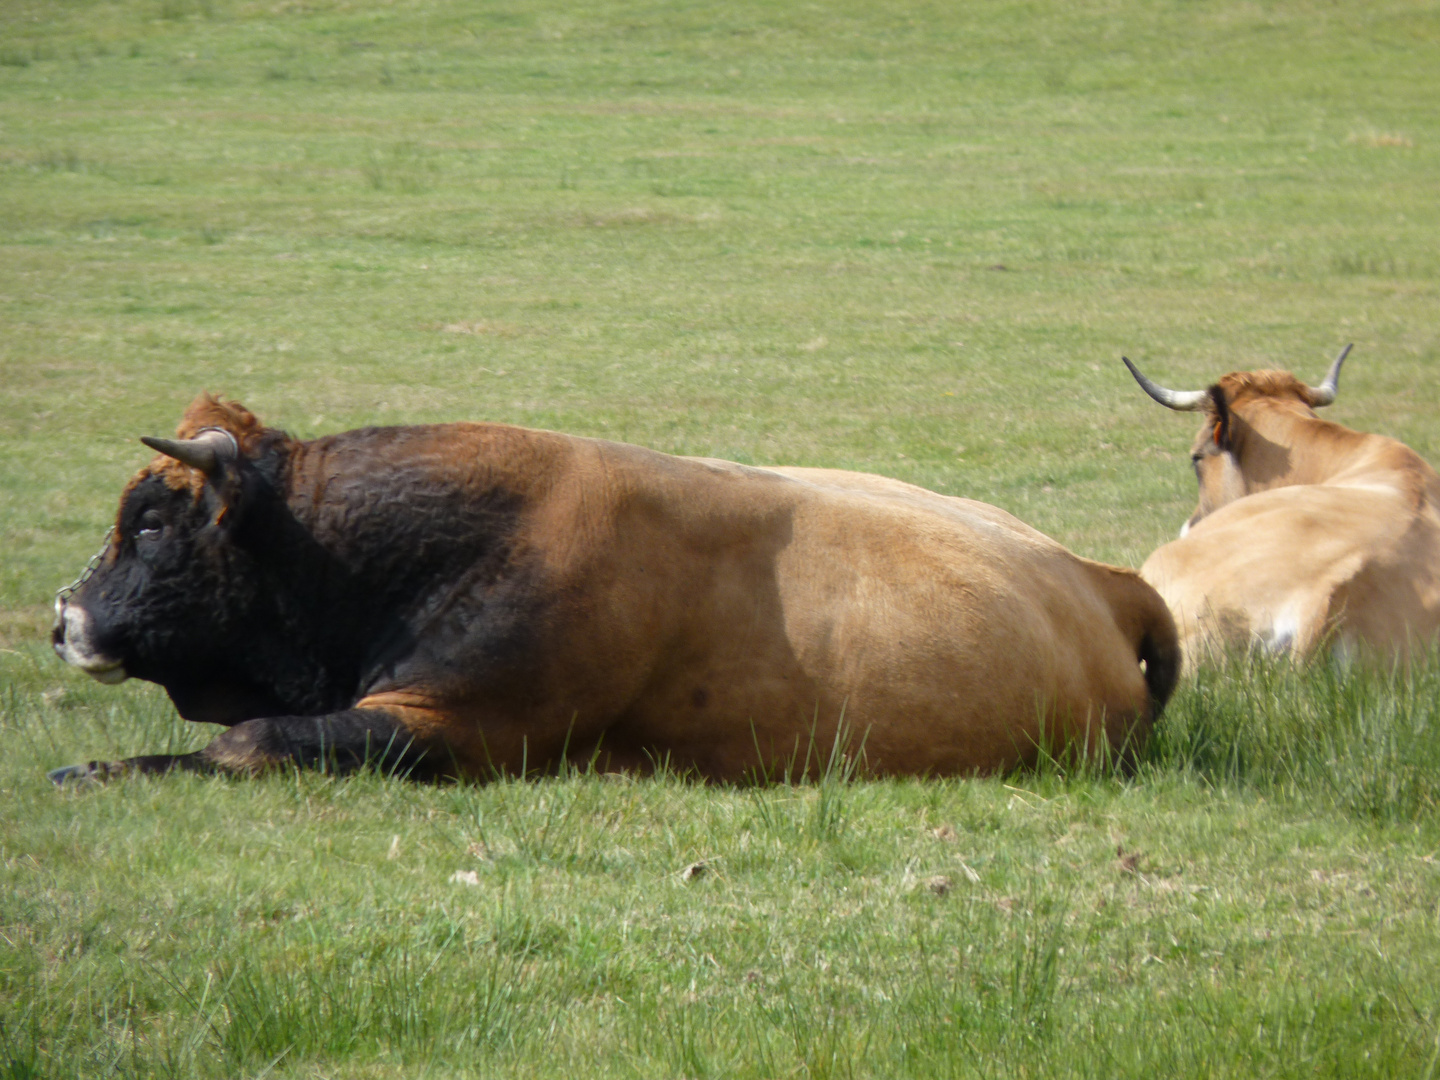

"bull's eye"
[137,510,164,541]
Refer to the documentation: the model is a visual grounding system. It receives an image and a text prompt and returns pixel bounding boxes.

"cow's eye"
[137,511,164,540]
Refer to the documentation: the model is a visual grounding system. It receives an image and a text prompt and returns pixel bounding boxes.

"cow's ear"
[1206,385,1232,451]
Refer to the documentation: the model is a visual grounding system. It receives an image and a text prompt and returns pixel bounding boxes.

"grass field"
[3,1,1440,1076]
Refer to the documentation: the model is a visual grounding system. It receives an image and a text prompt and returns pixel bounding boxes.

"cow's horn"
[1121,357,1209,411]
[140,427,239,476]
[1307,343,1352,407]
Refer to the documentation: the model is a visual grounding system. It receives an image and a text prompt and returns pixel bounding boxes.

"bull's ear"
[1206,385,1232,451]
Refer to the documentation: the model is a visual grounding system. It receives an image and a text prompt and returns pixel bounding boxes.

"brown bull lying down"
[1126,346,1440,666]
[50,394,1179,783]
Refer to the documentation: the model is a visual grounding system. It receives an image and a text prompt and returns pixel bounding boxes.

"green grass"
[3,0,1440,1076]
[4,650,1440,1078]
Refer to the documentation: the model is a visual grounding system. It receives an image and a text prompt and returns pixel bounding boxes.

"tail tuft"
[1139,622,1181,718]
[1090,561,1182,722]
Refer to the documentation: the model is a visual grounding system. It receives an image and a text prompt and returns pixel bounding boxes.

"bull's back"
[616,461,1168,775]
[330,432,1171,779]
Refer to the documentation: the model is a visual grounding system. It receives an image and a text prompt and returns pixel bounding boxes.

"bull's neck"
[1235,403,1438,504]
[264,424,570,699]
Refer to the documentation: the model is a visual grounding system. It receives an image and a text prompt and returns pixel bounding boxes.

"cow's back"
[1141,481,1440,664]
[773,466,1175,764]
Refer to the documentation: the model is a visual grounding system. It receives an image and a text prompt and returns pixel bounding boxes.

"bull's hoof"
[48,763,98,785]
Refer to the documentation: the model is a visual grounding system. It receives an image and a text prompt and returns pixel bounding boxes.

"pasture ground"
[2,1,1439,1075]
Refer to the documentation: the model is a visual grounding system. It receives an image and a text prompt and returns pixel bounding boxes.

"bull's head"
[1123,346,1351,535]
[51,395,294,723]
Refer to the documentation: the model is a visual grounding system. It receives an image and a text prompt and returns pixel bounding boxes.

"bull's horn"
[1121,357,1209,411]
[1307,343,1352,407]
[140,427,239,476]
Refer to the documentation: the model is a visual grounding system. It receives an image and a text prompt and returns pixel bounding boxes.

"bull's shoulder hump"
[303,420,585,457]
[290,421,591,493]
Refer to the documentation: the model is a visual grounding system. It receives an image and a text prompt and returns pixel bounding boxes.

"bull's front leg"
[47,708,448,784]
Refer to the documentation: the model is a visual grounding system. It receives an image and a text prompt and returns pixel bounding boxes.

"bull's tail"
[1129,573,1181,719]
[1138,602,1181,719]
[1095,563,1182,721]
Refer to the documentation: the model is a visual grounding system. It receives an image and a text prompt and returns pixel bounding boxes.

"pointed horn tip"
[140,435,193,460]
[139,430,234,474]
[1120,355,1152,384]
[1309,343,1354,406]
[1121,356,1209,412]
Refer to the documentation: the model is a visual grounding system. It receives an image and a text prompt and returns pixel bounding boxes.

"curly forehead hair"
[129,393,274,499]
[1213,369,1322,408]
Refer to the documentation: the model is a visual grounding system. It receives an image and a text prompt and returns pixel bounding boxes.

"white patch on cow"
[53,604,128,684]
[1258,606,1303,654]
[1178,519,1191,539]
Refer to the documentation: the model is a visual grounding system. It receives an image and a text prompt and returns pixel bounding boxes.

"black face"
[55,436,451,726]
[55,474,283,719]
[56,424,539,728]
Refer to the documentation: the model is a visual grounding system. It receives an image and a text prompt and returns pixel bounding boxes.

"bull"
[50,394,1179,782]
[1125,346,1440,665]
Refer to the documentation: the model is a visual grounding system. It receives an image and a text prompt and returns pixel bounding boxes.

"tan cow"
[1126,347,1440,665]
[50,394,1179,782]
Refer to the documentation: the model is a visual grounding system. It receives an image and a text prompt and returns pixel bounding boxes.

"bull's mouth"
[53,603,129,684]
[53,640,129,683]
[77,659,129,684]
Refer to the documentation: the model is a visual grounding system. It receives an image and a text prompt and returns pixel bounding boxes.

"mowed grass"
[3,0,1440,1076]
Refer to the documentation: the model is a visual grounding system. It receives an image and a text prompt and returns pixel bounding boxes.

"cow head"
[52,394,297,723]
[1124,346,1351,535]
